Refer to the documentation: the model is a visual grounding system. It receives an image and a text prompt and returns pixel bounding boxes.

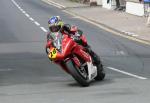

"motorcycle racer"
[46,16,100,65]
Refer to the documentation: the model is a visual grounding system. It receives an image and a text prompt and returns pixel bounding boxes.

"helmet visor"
[49,25,61,32]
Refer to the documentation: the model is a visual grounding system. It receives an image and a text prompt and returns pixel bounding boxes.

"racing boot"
[84,44,101,65]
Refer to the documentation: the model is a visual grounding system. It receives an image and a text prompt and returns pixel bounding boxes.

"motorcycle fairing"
[87,61,97,80]
[48,47,57,59]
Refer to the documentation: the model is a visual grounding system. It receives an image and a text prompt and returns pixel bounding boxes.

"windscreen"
[50,32,63,50]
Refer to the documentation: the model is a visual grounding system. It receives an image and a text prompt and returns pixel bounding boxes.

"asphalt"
[1,0,150,103]
[43,0,150,43]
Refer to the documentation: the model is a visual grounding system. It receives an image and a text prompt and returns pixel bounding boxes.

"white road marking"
[22,10,26,14]
[42,0,65,9]
[122,31,139,37]
[42,0,61,8]
[29,17,34,21]
[11,0,48,33]
[107,67,147,80]
[40,27,48,32]
[34,21,40,26]
[25,13,30,18]
[12,0,17,6]
[18,6,21,9]
[48,0,65,8]
[16,5,20,9]
[20,8,23,11]
[116,51,126,55]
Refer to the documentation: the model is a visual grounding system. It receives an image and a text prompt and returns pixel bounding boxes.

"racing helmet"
[48,16,64,32]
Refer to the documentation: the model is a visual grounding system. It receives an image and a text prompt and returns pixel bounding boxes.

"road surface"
[0,0,150,103]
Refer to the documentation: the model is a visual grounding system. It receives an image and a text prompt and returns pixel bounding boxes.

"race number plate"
[48,48,57,59]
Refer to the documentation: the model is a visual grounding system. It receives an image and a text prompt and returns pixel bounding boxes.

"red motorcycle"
[45,30,105,86]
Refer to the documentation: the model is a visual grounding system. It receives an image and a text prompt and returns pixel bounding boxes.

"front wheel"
[66,60,90,87]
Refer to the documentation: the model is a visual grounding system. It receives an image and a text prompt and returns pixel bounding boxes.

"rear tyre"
[94,63,105,81]
[66,60,90,87]
[89,52,105,81]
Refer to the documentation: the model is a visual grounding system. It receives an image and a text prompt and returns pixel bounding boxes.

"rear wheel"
[89,52,105,81]
[94,62,105,81]
[66,59,90,87]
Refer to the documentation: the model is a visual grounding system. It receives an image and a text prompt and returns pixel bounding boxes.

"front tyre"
[66,60,90,87]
